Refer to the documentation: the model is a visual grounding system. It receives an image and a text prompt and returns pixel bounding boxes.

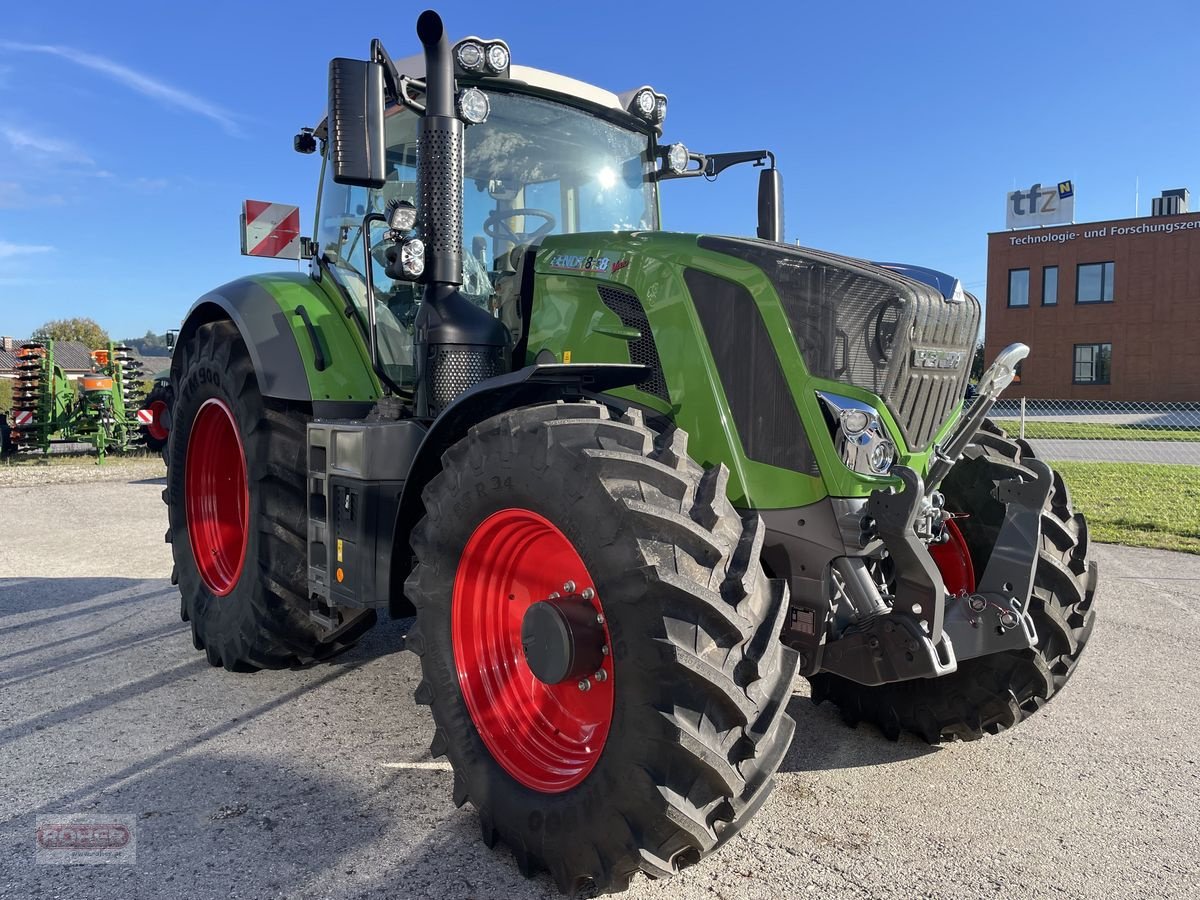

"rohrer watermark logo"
[35,814,137,865]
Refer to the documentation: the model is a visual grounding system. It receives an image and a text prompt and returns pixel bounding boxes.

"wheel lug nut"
[999,611,1019,629]
[563,580,576,594]
[968,595,987,612]
[594,669,608,682]
[601,645,609,656]
[577,678,591,692]
[595,613,605,625]
[581,587,595,601]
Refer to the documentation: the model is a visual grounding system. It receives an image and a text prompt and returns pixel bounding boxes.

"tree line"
[27,318,172,357]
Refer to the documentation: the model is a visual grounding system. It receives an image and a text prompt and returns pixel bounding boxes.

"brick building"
[985,192,1200,401]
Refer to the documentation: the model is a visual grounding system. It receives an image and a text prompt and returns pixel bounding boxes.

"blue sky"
[1,0,1197,340]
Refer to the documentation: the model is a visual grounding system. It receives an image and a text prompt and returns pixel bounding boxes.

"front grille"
[698,237,980,451]
[596,284,670,403]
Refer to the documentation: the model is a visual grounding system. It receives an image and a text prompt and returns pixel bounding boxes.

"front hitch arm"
[819,466,958,686]
[926,342,1029,494]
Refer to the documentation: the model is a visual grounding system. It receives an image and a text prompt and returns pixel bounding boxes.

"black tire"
[166,320,374,671]
[406,402,799,894]
[0,415,13,458]
[140,381,173,454]
[809,418,1098,743]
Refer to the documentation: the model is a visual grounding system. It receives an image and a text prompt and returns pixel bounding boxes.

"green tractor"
[162,10,1097,893]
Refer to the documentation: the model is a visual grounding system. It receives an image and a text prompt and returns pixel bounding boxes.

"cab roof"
[391,51,634,115]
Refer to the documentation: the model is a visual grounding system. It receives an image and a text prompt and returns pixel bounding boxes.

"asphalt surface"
[1029,438,1200,465]
[2,461,1198,899]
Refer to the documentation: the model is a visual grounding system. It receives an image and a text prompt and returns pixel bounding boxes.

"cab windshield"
[316,90,658,386]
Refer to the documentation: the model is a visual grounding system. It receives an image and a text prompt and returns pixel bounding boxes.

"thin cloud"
[0,40,240,134]
[0,241,54,259]
[1,125,93,164]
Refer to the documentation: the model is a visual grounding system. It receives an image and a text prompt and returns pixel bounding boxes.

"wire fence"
[985,398,1200,465]
[970,399,1200,553]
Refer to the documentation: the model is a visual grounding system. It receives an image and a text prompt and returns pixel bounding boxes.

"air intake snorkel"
[412,9,510,417]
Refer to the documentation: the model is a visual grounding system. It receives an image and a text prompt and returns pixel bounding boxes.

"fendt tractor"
[161,10,1098,893]
[9,340,148,461]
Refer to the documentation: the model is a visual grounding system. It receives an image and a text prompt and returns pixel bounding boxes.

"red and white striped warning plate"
[13,411,33,426]
[240,199,302,260]
[137,408,155,425]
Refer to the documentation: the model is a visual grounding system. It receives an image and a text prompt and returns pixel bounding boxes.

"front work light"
[398,238,426,278]
[666,143,689,175]
[387,199,418,234]
[458,87,491,125]
[486,43,510,72]
[456,41,484,70]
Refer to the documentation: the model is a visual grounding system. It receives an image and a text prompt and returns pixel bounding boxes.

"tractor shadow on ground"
[129,475,166,485]
[778,692,937,772]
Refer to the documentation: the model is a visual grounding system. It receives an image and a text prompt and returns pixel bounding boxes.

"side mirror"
[757,167,784,242]
[165,330,177,353]
[327,58,386,189]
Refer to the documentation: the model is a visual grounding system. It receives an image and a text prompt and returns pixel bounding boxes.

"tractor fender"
[174,276,313,402]
[387,362,646,617]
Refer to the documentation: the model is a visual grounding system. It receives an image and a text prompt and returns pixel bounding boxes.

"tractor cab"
[311,64,663,387]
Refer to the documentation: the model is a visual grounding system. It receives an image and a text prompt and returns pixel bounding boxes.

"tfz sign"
[1006,181,1074,229]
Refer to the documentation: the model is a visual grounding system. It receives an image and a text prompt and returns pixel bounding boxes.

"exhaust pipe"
[413,9,510,416]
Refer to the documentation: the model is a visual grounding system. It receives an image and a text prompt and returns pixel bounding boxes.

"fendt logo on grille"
[912,348,964,369]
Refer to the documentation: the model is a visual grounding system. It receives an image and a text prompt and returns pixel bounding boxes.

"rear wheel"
[810,418,1098,742]
[406,402,799,894]
[166,320,374,671]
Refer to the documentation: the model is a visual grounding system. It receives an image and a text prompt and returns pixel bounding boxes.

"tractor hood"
[693,235,981,452]
[532,231,980,454]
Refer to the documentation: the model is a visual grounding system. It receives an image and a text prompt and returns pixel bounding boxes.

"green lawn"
[995,419,1200,442]
[1051,461,1200,554]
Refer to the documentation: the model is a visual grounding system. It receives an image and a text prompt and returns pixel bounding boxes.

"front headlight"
[817,392,897,477]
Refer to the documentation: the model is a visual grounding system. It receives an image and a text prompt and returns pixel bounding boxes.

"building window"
[1076,262,1114,303]
[1008,268,1030,307]
[1042,266,1058,305]
[1073,343,1112,385]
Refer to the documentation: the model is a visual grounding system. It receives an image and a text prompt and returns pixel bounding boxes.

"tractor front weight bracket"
[819,466,959,687]
[941,458,1053,662]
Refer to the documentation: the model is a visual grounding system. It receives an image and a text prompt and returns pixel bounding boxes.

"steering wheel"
[483,208,557,246]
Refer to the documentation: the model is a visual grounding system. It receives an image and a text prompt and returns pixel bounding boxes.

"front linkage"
[817,344,1049,685]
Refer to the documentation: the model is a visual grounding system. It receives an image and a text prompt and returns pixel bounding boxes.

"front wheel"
[810,419,1098,742]
[406,402,799,894]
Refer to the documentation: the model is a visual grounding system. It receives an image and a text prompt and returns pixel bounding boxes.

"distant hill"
[119,331,172,357]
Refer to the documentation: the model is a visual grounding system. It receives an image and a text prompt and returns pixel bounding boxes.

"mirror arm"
[358,212,412,399]
[704,149,773,178]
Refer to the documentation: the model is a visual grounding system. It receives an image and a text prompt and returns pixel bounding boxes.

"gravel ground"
[1,467,1197,899]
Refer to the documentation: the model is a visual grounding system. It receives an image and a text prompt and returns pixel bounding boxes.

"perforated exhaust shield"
[697,237,980,451]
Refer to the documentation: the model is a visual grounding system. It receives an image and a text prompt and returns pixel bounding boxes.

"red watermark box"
[35,815,136,864]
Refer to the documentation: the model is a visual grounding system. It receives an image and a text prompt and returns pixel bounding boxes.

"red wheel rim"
[452,508,614,793]
[185,398,249,596]
[147,399,170,442]
[930,517,976,595]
